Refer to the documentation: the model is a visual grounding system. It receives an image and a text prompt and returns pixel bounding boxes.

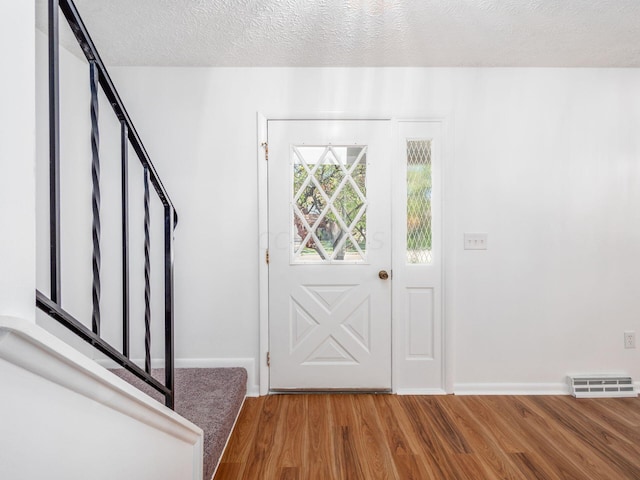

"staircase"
[36,3,245,478]
[112,368,247,480]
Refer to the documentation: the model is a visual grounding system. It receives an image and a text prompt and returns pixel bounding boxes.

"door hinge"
[261,142,268,161]
[265,249,270,264]
[266,352,271,367]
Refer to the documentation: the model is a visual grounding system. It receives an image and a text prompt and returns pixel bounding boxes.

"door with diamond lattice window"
[268,120,392,390]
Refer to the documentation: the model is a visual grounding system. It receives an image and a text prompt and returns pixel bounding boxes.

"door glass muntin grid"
[291,145,368,264]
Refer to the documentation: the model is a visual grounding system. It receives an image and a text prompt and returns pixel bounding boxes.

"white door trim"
[257,112,452,396]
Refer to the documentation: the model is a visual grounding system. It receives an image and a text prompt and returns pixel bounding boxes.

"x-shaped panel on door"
[288,283,372,365]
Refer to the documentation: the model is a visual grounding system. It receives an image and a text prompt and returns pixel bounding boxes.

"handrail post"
[48,0,61,303]
[121,121,130,357]
[164,206,175,409]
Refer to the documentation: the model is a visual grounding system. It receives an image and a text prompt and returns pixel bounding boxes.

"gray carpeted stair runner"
[112,367,247,480]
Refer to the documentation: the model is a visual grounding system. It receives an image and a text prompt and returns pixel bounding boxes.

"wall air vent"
[567,375,637,398]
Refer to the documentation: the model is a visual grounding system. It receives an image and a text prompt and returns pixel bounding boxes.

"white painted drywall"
[0,1,36,322]
[34,28,169,361]
[103,67,640,393]
[41,55,640,395]
[35,29,95,353]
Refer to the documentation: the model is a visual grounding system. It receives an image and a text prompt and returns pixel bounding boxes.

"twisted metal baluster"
[144,166,151,373]
[90,61,101,335]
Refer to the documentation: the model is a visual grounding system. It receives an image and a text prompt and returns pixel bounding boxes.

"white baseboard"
[96,357,260,397]
[453,382,571,395]
[396,388,447,395]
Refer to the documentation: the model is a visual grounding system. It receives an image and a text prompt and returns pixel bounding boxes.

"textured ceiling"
[36,0,640,67]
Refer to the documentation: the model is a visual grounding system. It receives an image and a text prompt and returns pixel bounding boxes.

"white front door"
[268,120,392,391]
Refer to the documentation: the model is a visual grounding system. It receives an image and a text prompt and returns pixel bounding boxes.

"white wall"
[449,69,640,391]
[101,67,640,393]
[0,1,36,322]
[35,28,168,362]
[35,29,94,353]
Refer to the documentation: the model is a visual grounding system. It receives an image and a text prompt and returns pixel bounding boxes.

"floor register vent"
[567,375,637,398]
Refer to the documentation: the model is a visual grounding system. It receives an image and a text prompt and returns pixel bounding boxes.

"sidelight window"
[406,140,432,264]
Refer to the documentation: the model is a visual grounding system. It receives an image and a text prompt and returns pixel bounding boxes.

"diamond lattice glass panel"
[407,140,432,264]
[292,146,367,263]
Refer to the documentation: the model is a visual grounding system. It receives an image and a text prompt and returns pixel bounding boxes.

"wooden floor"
[214,394,640,479]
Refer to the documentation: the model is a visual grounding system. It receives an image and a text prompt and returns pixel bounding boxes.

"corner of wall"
[0,0,36,323]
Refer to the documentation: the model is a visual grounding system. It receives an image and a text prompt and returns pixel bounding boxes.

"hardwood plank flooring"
[214,395,640,479]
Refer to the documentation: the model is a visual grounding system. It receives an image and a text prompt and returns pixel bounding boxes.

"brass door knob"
[378,270,389,280]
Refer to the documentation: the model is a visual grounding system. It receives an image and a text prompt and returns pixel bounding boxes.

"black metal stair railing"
[36,0,177,409]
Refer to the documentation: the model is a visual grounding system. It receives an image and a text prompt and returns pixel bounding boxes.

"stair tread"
[111,367,246,480]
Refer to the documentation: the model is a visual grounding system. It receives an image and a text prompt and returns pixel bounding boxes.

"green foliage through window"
[407,140,432,264]
[293,146,367,262]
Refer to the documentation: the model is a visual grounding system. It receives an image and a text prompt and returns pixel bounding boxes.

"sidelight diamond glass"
[406,140,432,264]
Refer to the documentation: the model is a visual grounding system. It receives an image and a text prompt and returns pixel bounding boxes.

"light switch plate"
[464,233,488,250]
